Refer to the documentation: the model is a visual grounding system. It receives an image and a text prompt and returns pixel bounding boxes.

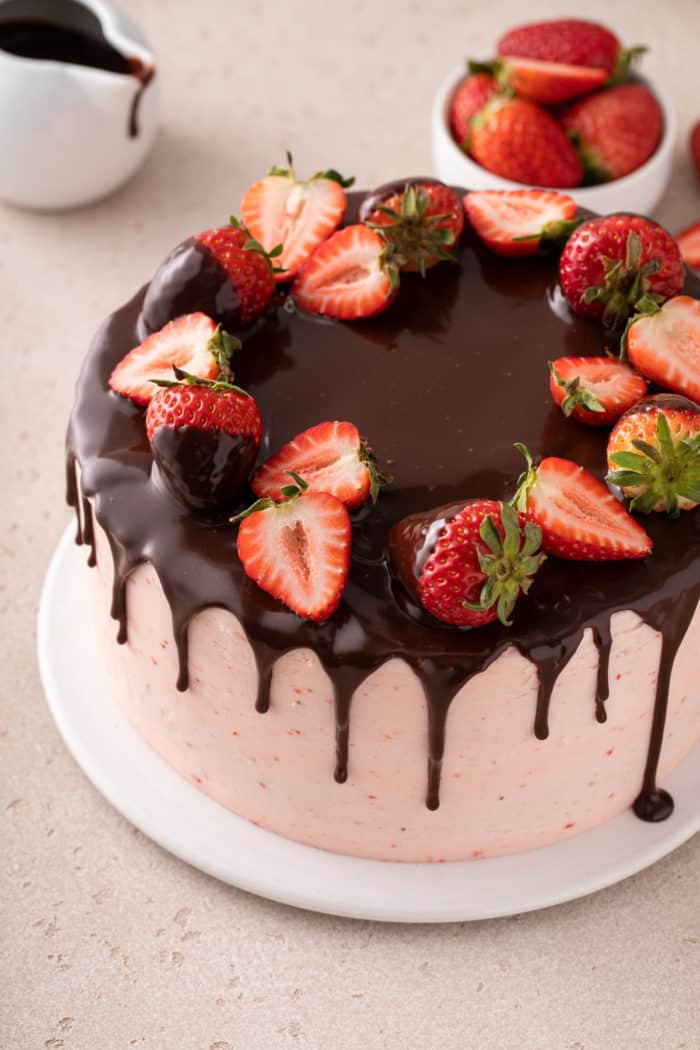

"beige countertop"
[3,1,700,1047]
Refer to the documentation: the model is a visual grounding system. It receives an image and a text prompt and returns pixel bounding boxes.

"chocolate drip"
[81,495,96,567]
[65,452,80,544]
[592,622,613,723]
[127,60,155,139]
[65,189,700,819]
[634,584,700,821]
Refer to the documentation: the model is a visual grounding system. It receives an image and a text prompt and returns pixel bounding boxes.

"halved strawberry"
[502,57,607,105]
[464,189,578,258]
[109,314,233,406]
[291,225,399,320]
[235,475,351,621]
[240,156,353,283]
[607,394,700,517]
[624,296,700,403]
[512,445,652,560]
[252,421,390,510]
[675,221,700,269]
[549,356,647,426]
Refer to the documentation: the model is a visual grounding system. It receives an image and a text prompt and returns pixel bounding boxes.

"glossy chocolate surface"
[66,188,700,818]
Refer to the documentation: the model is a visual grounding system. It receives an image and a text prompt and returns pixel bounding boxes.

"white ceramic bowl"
[431,66,676,215]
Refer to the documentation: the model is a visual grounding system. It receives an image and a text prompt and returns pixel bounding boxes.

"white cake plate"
[38,526,700,923]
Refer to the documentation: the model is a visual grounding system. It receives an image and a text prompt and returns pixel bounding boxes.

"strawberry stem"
[462,502,545,626]
[607,411,700,517]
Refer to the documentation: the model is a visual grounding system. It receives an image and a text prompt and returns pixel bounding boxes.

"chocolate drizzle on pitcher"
[66,189,700,822]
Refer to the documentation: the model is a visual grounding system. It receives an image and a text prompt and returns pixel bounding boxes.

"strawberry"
[109,314,232,406]
[196,221,279,324]
[500,58,606,105]
[463,189,578,258]
[470,98,582,189]
[690,119,700,178]
[449,72,499,146]
[624,295,700,404]
[359,180,464,275]
[512,445,652,560]
[145,367,262,516]
[559,216,684,328]
[240,154,353,283]
[606,394,700,516]
[562,85,663,182]
[675,221,700,270]
[251,421,390,510]
[235,475,351,621]
[291,224,399,320]
[496,19,627,77]
[549,356,647,426]
[388,500,545,628]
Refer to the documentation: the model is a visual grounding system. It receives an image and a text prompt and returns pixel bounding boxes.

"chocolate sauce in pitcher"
[0,0,154,136]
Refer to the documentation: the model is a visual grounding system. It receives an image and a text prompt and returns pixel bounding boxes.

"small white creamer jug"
[0,0,158,209]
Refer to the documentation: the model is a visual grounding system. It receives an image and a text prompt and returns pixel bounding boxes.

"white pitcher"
[0,0,158,209]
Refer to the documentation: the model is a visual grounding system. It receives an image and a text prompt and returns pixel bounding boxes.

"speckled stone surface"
[2,1,700,1047]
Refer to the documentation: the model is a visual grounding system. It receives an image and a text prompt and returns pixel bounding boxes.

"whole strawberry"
[496,19,626,76]
[559,216,684,328]
[388,500,545,628]
[359,179,464,275]
[470,98,582,189]
[146,367,263,517]
[140,220,278,335]
[563,85,662,182]
[607,394,700,516]
[449,72,499,147]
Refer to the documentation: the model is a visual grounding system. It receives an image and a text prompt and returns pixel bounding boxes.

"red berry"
[236,479,351,621]
[559,216,684,327]
[607,394,700,516]
[470,98,582,189]
[196,225,276,324]
[675,221,700,269]
[252,420,390,510]
[388,500,545,628]
[625,295,700,404]
[562,85,663,181]
[109,313,222,406]
[240,158,351,282]
[513,445,652,560]
[504,58,606,105]
[691,120,700,179]
[291,225,399,320]
[464,188,577,258]
[449,73,499,146]
[496,19,622,74]
[549,356,647,426]
[360,180,464,274]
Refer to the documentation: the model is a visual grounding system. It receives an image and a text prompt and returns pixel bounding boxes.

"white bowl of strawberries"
[432,17,676,216]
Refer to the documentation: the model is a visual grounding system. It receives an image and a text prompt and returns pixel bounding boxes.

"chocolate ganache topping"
[66,187,700,821]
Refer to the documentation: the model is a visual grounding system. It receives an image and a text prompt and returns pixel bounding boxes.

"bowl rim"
[432,64,677,195]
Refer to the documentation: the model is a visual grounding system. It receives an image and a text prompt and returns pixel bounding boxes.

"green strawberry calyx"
[230,472,309,523]
[582,230,665,330]
[463,500,546,627]
[365,183,458,278]
[549,361,605,417]
[607,410,700,518]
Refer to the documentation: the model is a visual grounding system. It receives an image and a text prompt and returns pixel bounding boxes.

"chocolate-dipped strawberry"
[359,178,464,275]
[388,499,545,627]
[139,219,280,336]
[146,367,262,518]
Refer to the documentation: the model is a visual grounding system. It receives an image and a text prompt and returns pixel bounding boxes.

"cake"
[65,175,700,862]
